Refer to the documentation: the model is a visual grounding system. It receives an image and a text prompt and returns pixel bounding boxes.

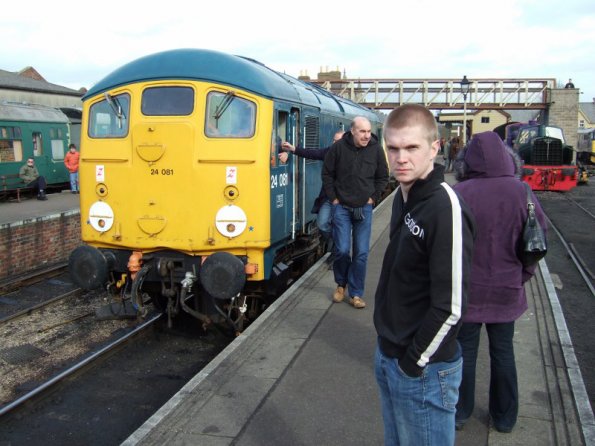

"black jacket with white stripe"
[374,165,475,377]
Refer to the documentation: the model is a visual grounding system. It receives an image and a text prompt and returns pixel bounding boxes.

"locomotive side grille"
[304,116,320,149]
[533,138,563,165]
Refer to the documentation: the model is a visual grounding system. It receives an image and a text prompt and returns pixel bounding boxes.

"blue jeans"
[317,199,332,235]
[456,322,518,431]
[375,345,462,446]
[332,203,373,298]
[69,172,79,192]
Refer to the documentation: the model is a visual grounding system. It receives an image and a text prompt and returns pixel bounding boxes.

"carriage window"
[89,93,130,138]
[0,126,23,162]
[32,132,43,156]
[205,91,256,138]
[142,86,194,116]
[51,139,65,160]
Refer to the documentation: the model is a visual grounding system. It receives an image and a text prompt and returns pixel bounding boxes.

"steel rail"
[545,215,595,298]
[0,312,162,418]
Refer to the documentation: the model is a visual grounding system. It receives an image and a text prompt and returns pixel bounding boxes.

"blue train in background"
[68,48,385,332]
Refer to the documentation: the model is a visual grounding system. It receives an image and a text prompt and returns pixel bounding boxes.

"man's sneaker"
[349,296,366,309]
[332,286,345,303]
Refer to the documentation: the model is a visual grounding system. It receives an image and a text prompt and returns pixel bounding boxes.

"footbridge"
[309,78,557,110]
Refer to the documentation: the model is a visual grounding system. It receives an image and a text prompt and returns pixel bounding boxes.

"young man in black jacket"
[322,117,388,309]
[373,104,475,445]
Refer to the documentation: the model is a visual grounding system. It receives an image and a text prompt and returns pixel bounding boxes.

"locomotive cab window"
[142,86,194,116]
[205,91,255,138]
[89,93,130,138]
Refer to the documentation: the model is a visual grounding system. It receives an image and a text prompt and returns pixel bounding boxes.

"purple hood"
[453,131,545,323]
[462,131,516,179]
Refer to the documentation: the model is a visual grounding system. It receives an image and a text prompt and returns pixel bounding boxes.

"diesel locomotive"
[500,121,578,191]
[68,48,383,332]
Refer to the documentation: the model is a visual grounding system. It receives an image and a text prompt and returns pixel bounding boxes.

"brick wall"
[0,211,81,280]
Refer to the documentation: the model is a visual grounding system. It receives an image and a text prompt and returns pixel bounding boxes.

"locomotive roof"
[0,101,70,123]
[84,49,376,119]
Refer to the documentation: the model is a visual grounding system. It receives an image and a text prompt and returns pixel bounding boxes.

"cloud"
[1,0,594,101]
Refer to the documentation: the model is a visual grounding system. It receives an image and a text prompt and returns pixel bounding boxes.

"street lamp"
[460,75,471,146]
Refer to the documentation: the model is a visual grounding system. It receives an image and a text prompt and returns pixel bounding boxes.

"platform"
[123,183,594,446]
[0,190,80,226]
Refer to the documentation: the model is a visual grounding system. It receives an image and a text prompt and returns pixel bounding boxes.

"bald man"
[322,117,388,309]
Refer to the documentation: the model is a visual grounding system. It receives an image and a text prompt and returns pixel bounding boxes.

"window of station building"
[481,116,490,124]
[32,132,43,156]
[89,93,130,138]
[205,91,256,138]
[142,86,194,116]
[0,126,23,163]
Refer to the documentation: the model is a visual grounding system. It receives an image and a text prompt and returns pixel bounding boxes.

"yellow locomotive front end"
[71,78,274,329]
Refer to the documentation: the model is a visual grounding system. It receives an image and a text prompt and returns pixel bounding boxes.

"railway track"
[0,261,68,294]
[0,312,162,417]
[0,273,162,418]
[536,184,595,414]
[538,190,595,298]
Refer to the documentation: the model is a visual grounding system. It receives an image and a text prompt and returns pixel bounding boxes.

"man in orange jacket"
[64,143,80,194]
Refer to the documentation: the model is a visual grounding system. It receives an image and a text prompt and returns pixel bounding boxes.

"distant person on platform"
[322,116,388,309]
[373,104,475,445]
[564,78,575,88]
[19,157,48,200]
[64,143,80,194]
[278,130,344,264]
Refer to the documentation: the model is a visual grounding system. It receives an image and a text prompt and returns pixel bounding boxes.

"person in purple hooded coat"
[453,131,547,433]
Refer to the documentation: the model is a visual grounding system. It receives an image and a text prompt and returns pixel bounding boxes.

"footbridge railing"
[309,78,556,110]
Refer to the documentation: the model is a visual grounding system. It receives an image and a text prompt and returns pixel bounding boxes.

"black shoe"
[71,191,76,194]
[455,420,466,431]
[494,424,513,433]
[37,194,48,201]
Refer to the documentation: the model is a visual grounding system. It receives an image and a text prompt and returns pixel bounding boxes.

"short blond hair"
[385,104,438,145]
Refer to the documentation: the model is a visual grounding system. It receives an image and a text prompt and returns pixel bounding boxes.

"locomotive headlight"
[215,205,247,238]
[89,201,115,232]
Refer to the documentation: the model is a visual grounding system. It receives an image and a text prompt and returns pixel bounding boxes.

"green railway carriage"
[0,102,70,189]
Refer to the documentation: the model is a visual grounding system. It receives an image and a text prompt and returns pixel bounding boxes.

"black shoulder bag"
[519,182,547,267]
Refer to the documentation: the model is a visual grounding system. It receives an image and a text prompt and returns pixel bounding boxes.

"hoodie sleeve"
[399,188,475,377]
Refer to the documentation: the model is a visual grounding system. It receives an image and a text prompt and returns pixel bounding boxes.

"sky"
[2,0,594,103]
